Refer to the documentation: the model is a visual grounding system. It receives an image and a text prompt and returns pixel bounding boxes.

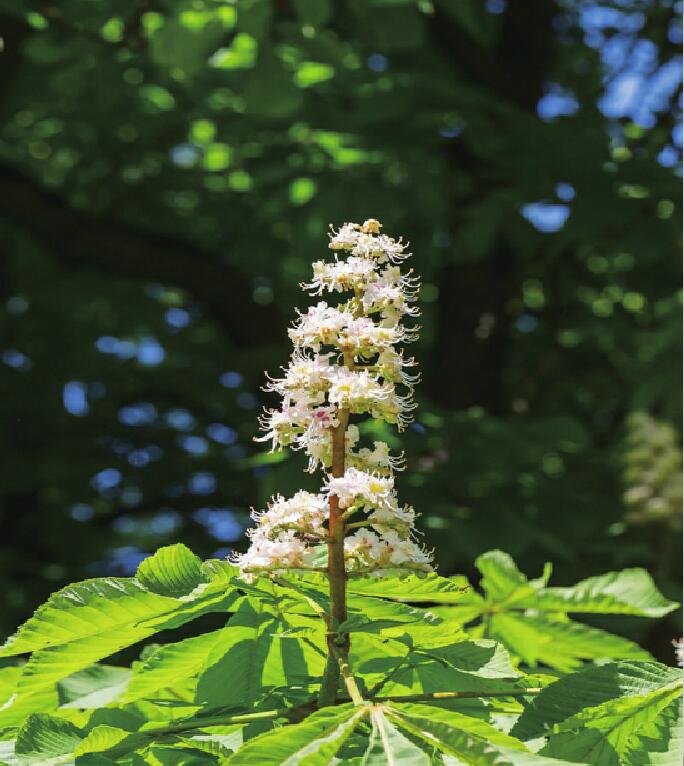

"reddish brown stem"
[328,409,349,636]
[318,408,349,706]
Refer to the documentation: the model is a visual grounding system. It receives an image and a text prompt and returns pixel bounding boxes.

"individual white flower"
[351,233,409,264]
[288,303,355,352]
[303,257,377,296]
[337,317,414,355]
[379,530,432,569]
[324,467,396,510]
[232,530,308,573]
[355,440,404,472]
[328,222,362,251]
[302,424,358,473]
[344,528,431,572]
[375,349,420,388]
[265,353,335,397]
[327,367,394,412]
[361,282,417,322]
[255,403,305,449]
[344,528,384,560]
[361,218,382,234]
[328,220,409,264]
[251,490,327,538]
[368,503,416,533]
[256,402,339,451]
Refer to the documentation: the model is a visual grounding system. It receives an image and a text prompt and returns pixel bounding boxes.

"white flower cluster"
[234,219,432,577]
[235,491,327,573]
[345,528,432,574]
[235,470,430,576]
[257,220,419,469]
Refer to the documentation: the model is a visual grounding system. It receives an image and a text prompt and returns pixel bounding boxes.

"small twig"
[333,647,365,706]
[140,707,289,736]
[367,688,543,703]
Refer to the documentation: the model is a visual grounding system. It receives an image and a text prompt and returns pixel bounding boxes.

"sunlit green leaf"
[57,665,130,709]
[513,661,683,741]
[541,673,682,765]
[363,707,431,765]
[136,544,206,597]
[226,704,367,765]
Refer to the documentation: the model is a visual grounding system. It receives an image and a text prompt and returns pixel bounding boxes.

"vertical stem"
[318,404,350,707]
[335,645,365,705]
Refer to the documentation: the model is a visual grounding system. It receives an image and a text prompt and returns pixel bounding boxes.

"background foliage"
[0,0,681,656]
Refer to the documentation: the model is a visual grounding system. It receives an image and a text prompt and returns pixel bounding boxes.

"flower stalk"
[319,408,350,707]
[234,219,431,708]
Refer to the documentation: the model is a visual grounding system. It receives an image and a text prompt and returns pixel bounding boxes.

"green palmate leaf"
[125,628,229,702]
[8,597,239,703]
[171,729,243,758]
[541,677,683,765]
[347,574,471,604]
[196,601,325,709]
[0,665,22,703]
[624,694,683,765]
[226,704,367,765]
[349,633,412,694]
[342,596,442,634]
[13,628,158,704]
[390,703,528,749]
[441,551,676,671]
[340,610,441,635]
[0,549,242,716]
[362,708,431,765]
[1,551,239,660]
[195,608,271,709]
[135,544,207,598]
[375,640,522,698]
[474,552,676,619]
[239,577,325,616]
[386,703,567,765]
[427,640,520,679]
[513,661,683,741]
[74,724,148,759]
[201,559,241,586]
[57,665,131,709]
[279,574,447,637]
[476,551,546,604]
[438,752,572,766]
[486,613,649,672]
[14,713,82,764]
[0,687,58,730]
[516,569,678,617]
[434,600,488,629]
[380,617,469,650]
[13,709,159,764]
[0,579,178,658]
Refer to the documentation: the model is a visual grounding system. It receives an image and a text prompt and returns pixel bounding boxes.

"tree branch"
[0,163,282,347]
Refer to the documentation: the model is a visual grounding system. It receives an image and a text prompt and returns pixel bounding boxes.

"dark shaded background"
[0,0,681,657]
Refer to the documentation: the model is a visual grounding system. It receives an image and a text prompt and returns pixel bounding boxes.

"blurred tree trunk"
[429,0,556,411]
